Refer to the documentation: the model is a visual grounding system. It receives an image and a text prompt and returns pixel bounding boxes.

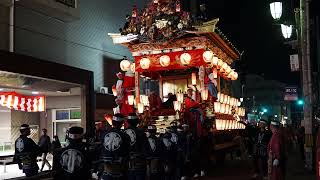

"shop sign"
[290,54,299,71]
[284,86,298,101]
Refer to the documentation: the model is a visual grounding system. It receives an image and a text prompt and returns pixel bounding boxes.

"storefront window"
[52,108,81,144]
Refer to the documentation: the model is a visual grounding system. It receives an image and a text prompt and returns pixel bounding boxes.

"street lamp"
[281,24,293,39]
[269,1,283,20]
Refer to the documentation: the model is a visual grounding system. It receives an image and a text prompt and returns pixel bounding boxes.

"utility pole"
[300,0,313,170]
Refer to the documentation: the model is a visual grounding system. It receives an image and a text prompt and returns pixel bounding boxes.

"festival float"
[108,0,246,137]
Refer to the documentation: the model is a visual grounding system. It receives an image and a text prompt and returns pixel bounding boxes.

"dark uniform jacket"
[124,126,148,171]
[254,129,272,157]
[14,135,41,173]
[55,140,91,180]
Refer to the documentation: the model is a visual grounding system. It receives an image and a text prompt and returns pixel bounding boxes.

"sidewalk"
[285,148,316,180]
[201,147,316,180]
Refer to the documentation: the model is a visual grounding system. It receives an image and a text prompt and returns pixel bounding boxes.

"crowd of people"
[249,119,306,180]
[14,112,214,180]
[13,109,306,180]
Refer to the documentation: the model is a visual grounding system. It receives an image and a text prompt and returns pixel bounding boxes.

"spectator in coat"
[38,128,52,171]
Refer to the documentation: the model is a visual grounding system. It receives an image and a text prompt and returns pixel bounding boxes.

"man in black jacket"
[38,128,52,171]
[14,124,41,177]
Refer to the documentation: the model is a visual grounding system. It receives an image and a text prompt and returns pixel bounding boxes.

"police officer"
[146,125,163,180]
[124,113,147,180]
[101,113,130,180]
[55,126,91,180]
[14,124,41,177]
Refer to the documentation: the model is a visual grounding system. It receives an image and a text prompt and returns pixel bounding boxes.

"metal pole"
[9,0,14,52]
[300,0,313,170]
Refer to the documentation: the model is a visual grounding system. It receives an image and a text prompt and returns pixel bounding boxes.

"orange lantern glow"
[112,85,117,96]
[140,57,150,69]
[231,72,238,80]
[212,56,219,65]
[120,58,131,71]
[160,55,170,67]
[191,72,197,85]
[203,50,214,64]
[220,104,226,114]
[201,87,209,101]
[221,63,228,72]
[173,101,181,111]
[223,94,228,104]
[214,102,221,113]
[225,65,232,74]
[130,63,135,73]
[128,95,134,105]
[219,93,224,103]
[217,59,224,68]
[213,68,218,79]
[180,53,191,65]
[137,103,144,114]
[177,93,184,102]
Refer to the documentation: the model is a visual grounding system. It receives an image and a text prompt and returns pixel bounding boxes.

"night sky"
[205,0,301,86]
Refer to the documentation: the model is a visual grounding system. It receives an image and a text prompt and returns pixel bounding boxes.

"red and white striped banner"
[0,92,45,112]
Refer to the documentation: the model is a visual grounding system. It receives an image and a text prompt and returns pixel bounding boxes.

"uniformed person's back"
[146,125,163,180]
[124,113,147,179]
[101,113,130,180]
[55,126,91,180]
[14,124,41,177]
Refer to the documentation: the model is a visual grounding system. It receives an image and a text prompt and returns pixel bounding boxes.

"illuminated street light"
[281,24,293,39]
[270,1,283,20]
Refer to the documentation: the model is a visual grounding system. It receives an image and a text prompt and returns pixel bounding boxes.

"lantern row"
[214,102,245,116]
[120,50,238,81]
[215,119,246,130]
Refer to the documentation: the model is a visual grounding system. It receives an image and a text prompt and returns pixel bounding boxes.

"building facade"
[244,74,292,124]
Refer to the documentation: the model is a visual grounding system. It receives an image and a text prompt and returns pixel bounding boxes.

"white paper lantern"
[140,57,150,69]
[160,55,170,67]
[137,103,144,114]
[191,72,197,85]
[231,72,238,80]
[201,87,209,101]
[225,65,232,74]
[212,56,219,65]
[180,53,191,65]
[203,50,214,63]
[128,95,135,105]
[120,59,131,71]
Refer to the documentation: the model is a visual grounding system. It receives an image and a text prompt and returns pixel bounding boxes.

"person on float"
[205,68,218,101]
[149,91,162,114]
[252,119,272,180]
[184,87,204,137]
[14,124,41,177]
[101,113,131,180]
[268,120,284,180]
[55,126,91,180]
[146,125,164,180]
[124,113,148,180]
[114,72,134,116]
